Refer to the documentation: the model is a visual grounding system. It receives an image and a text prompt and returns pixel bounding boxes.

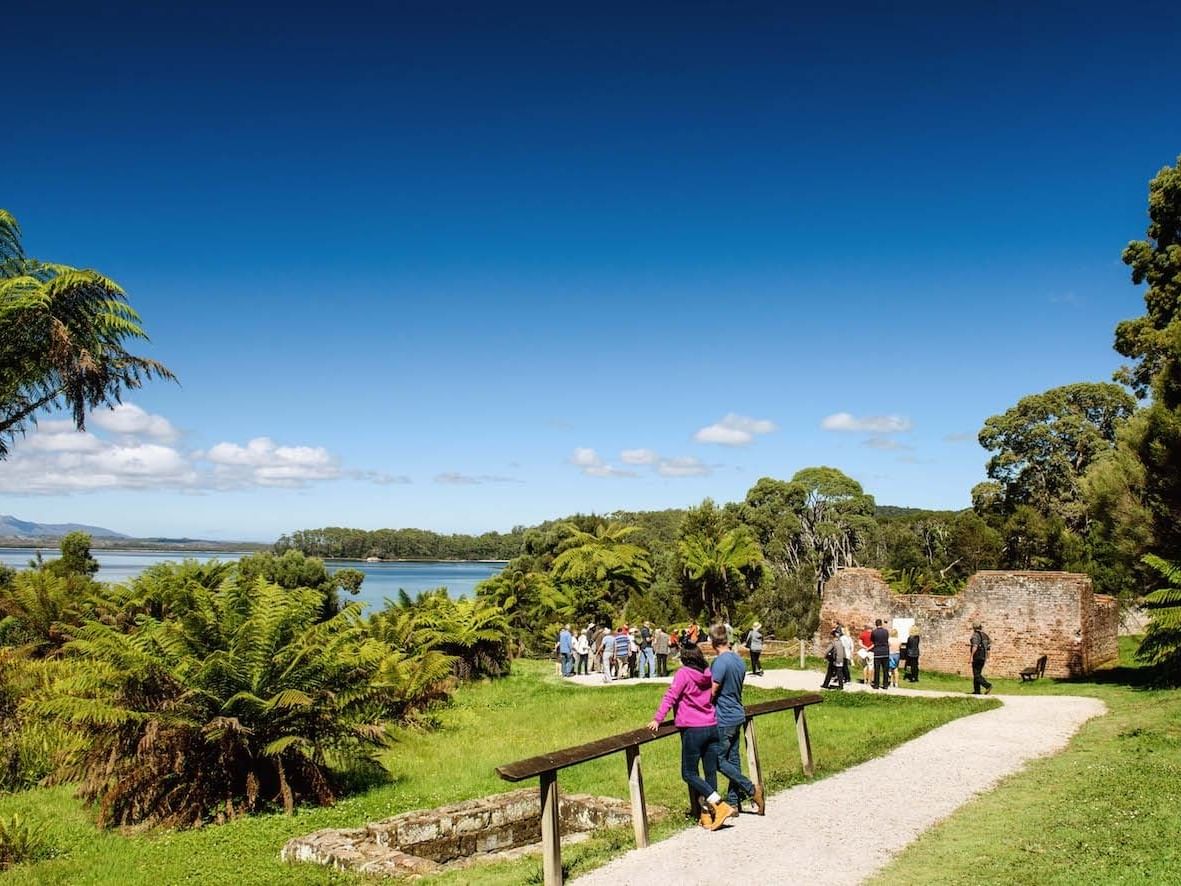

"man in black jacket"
[970,623,992,695]
[905,631,921,682]
[871,619,891,690]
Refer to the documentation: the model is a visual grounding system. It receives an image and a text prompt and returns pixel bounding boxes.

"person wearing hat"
[743,621,765,676]
[970,623,992,694]
[821,628,847,690]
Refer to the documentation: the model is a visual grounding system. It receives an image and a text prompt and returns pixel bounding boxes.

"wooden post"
[794,707,815,777]
[624,746,650,848]
[540,770,562,886]
[799,638,806,668]
[742,717,764,802]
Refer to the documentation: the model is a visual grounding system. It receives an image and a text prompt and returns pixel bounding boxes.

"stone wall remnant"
[817,568,1119,679]
[282,788,665,878]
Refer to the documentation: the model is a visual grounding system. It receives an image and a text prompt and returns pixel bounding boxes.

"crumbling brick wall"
[817,568,1119,679]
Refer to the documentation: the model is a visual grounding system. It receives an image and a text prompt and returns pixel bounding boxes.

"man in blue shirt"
[558,624,574,677]
[709,625,763,814]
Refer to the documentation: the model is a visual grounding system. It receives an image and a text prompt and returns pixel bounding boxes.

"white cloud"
[821,412,913,433]
[434,472,522,485]
[656,456,712,477]
[568,447,639,478]
[90,403,179,440]
[694,414,777,446]
[201,437,339,488]
[943,432,974,444]
[0,405,398,494]
[0,441,200,494]
[620,448,659,465]
[570,447,602,467]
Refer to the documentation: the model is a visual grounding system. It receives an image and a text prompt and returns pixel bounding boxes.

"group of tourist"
[554,622,672,680]
[820,620,921,690]
[555,620,766,683]
[819,619,995,695]
[645,624,764,830]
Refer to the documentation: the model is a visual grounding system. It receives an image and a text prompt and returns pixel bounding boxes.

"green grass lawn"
[0,660,992,885]
[877,636,1181,885]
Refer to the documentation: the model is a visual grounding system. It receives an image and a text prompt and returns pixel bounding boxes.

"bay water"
[0,548,505,611]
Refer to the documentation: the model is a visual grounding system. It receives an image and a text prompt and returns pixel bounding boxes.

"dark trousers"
[716,723,755,805]
[749,651,762,674]
[972,660,992,693]
[680,725,720,802]
[656,653,668,677]
[577,653,588,675]
[821,660,845,688]
[873,655,890,689]
[906,657,919,681]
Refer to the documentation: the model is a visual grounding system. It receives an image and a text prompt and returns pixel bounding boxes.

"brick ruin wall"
[817,568,1119,679]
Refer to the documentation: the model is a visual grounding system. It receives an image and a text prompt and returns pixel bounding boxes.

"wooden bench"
[1020,654,1048,682]
[495,692,822,885]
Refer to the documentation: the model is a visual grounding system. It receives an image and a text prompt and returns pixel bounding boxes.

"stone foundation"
[817,568,1119,679]
[282,788,664,878]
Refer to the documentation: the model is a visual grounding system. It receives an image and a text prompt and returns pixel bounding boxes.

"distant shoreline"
[0,544,508,565]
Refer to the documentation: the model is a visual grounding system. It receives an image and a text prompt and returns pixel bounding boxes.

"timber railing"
[495,692,823,885]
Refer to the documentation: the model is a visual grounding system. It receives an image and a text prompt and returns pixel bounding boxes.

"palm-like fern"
[368,590,512,679]
[679,527,765,621]
[0,570,95,655]
[35,576,416,827]
[551,522,652,608]
[1136,554,1181,682]
[0,208,175,457]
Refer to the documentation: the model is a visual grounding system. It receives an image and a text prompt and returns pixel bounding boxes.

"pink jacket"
[653,666,716,728]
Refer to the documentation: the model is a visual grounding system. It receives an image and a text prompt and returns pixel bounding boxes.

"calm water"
[0,548,505,611]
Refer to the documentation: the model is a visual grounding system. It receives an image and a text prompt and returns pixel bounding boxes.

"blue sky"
[2,1,1179,540]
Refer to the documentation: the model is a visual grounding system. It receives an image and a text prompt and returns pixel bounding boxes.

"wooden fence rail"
[495,692,823,885]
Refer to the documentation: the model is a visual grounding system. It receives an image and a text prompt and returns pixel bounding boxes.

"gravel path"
[571,668,1106,885]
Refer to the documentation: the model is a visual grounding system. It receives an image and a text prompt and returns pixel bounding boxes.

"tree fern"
[1136,554,1181,682]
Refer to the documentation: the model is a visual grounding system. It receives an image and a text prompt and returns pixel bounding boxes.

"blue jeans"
[680,725,720,802]
[560,652,573,676]
[716,722,755,805]
[638,647,656,678]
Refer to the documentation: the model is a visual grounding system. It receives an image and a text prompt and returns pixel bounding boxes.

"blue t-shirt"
[558,630,572,654]
[711,651,747,727]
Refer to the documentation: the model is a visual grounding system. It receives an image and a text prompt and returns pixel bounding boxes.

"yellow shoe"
[707,801,735,830]
[699,810,714,828]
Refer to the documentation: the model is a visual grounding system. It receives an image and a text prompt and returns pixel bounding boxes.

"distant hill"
[0,515,127,539]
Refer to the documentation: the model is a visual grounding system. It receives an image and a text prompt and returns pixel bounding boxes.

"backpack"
[974,630,991,660]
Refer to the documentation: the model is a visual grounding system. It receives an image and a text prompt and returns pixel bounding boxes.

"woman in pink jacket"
[646,643,734,829]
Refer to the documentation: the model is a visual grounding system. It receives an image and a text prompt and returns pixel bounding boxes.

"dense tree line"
[273,526,527,561]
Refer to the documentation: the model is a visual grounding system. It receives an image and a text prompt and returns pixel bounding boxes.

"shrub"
[0,814,55,869]
[36,576,442,827]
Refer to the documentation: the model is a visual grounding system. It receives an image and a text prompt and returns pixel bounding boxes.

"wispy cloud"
[656,456,712,477]
[896,455,936,465]
[569,447,710,479]
[1049,291,1083,306]
[862,436,914,451]
[694,414,777,446]
[620,448,659,465]
[0,405,400,494]
[821,412,913,433]
[433,472,522,485]
[943,432,975,444]
[567,448,636,478]
[348,469,412,485]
